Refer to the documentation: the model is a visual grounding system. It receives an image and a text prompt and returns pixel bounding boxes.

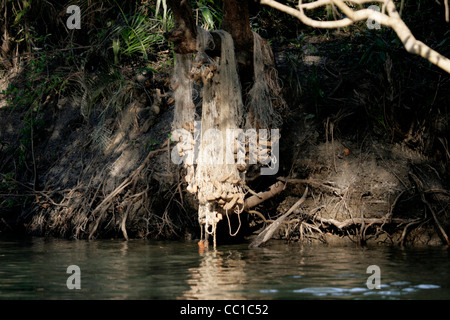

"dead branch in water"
[249,186,308,248]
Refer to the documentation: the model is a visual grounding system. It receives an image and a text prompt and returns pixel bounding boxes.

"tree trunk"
[222,0,254,86]
[165,0,198,54]
[166,0,254,85]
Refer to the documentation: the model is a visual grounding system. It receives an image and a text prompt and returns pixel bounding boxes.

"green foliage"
[0,172,31,210]
[111,1,173,62]
[359,36,392,68]
[435,30,450,52]
[145,139,159,150]
[0,54,68,111]
[0,0,60,60]
[0,52,69,179]
[12,0,31,27]
[195,0,223,30]
[0,172,16,192]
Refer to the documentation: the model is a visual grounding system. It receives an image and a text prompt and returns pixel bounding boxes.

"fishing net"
[194,29,245,247]
[171,27,284,247]
[171,54,196,133]
[245,31,283,130]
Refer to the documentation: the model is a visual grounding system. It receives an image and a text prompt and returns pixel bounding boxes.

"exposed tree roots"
[246,170,450,247]
[26,147,167,239]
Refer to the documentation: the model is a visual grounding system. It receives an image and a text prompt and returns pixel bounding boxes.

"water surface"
[0,236,449,299]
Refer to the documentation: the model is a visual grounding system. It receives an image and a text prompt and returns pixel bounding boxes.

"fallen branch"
[313,216,418,230]
[244,181,285,210]
[249,186,308,248]
[248,210,271,223]
[424,189,450,197]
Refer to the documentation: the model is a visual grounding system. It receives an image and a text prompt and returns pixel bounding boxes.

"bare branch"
[259,0,450,74]
[446,0,449,22]
[249,186,308,248]
[244,181,285,210]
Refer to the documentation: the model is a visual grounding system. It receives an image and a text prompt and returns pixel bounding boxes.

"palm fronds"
[112,0,172,60]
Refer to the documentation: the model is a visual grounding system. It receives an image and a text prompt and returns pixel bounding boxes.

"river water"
[0,236,449,300]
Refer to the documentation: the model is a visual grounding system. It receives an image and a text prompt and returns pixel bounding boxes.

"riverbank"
[1,1,449,247]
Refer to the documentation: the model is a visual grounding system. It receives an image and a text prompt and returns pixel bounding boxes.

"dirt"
[270,118,448,246]
[247,31,450,247]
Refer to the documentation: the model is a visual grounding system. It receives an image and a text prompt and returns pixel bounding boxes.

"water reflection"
[183,249,246,299]
[182,243,450,300]
[1,237,449,300]
[182,244,365,300]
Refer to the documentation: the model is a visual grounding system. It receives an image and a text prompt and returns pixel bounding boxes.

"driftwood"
[249,186,308,248]
[244,181,285,210]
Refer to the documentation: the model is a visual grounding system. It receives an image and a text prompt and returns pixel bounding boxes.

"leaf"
[13,0,31,26]
[200,6,214,30]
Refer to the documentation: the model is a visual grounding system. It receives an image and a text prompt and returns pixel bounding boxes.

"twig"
[248,210,270,223]
[30,123,37,190]
[0,173,62,207]
[424,188,450,197]
[386,189,406,222]
[313,215,416,230]
[445,0,449,22]
[330,121,337,173]
[399,218,425,246]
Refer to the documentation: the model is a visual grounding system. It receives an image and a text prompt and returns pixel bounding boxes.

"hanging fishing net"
[170,27,284,247]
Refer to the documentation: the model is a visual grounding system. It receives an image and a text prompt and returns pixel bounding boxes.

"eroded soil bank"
[1,25,449,247]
